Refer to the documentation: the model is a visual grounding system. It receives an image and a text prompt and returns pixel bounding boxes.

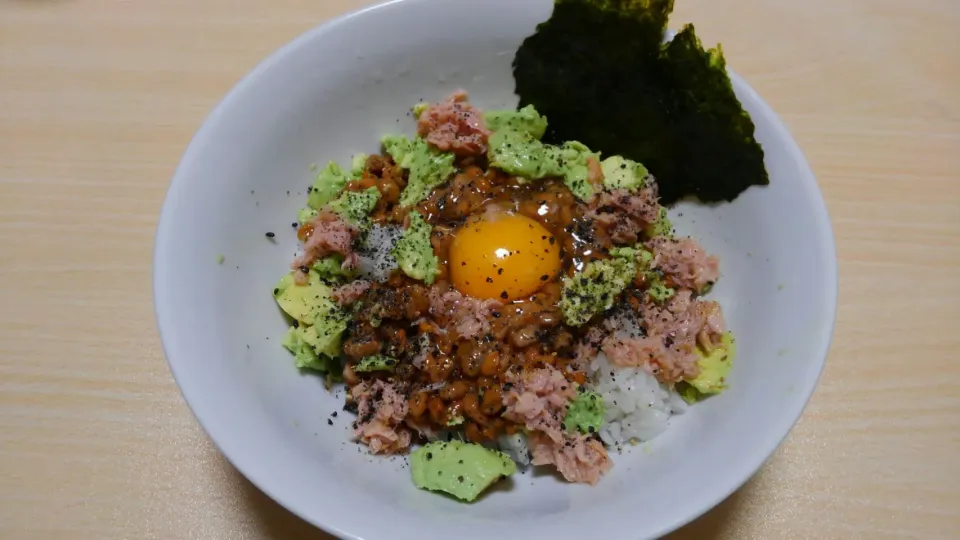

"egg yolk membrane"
[449,211,561,301]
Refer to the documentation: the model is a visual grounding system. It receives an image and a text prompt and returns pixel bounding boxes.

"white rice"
[591,352,687,447]
[356,224,402,282]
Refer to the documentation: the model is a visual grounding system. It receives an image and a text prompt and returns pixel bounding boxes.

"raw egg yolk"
[449,213,561,301]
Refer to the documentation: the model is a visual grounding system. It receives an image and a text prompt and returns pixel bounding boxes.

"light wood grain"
[1,0,958,538]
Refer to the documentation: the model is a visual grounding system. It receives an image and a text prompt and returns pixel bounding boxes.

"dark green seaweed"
[513,0,769,204]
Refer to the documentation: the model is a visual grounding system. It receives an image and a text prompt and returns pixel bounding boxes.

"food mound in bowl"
[273,91,735,501]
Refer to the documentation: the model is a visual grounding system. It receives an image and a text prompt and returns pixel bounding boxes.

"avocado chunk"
[560,251,637,326]
[300,309,349,361]
[328,186,380,230]
[310,255,357,281]
[485,105,548,139]
[411,441,517,502]
[645,207,673,238]
[412,102,429,118]
[487,127,598,201]
[609,246,674,302]
[355,354,397,373]
[646,275,676,303]
[601,155,649,191]
[565,389,605,435]
[281,326,319,370]
[392,211,439,284]
[380,135,456,207]
[608,245,653,266]
[349,153,368,177]
[689,332,736,394]
[273,271,338,325]
[274,271,348,371]
[308,161,350,210]
[297,207,319,225]
[281,325,341,374]
[486,128,548,179]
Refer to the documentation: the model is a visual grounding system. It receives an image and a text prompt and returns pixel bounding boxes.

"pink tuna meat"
[602,291,726,384]
[585,186,661,245]
[646,236,719,292]
[427,286,502,340]
[291,210,360,284]
[417,90,491,157]
[528,431,612,485]
[350,380,411,455]
[331,280,372,306]
[502,365,577,444]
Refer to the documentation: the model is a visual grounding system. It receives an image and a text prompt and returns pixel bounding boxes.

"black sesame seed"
[265,232,275,238]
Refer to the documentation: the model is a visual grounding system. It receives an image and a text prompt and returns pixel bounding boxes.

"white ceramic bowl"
[154,0,837,538]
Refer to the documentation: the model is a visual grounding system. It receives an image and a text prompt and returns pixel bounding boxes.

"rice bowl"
[153,0,837,538]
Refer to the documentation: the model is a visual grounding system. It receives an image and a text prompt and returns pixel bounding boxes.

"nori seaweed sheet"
[513,0,769,204]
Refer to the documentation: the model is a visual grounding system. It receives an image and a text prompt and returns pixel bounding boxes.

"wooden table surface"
[2,0,958,538]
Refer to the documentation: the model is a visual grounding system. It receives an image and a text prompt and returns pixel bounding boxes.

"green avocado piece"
[297,207,319,225]
[484,105,548,139]
[328,187,380,230]
[608,246,673,302]
[565,389,605,435]
[355,354,398,373]
[350,153,368,177]
[687,332,736,396]
[281,325,341,374]
[392,211,439,284]
[646,274,676,303]
[645,207,673,238]
[549,141,596,201]
[308,161,350,210]
[412,102,429,118]
[310,255,357,281]
[274,272,334,325]
[380,135,456,207]
[300,310,349,361]
[273,271,343,325]
[281,326,318,369]
[487,128,546,179]
[410,441,516,502]
[601,155,649,191]
[560,253,637,326]
[487,123,598,201]
[274,270,348,373]
[610,245,655,269]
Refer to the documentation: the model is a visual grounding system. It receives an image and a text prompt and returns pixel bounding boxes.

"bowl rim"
[153,1,839,538]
